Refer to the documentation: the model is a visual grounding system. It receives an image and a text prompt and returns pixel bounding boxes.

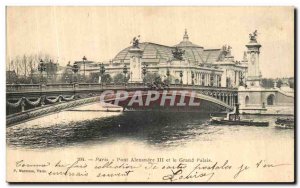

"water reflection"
[6,111,293,149]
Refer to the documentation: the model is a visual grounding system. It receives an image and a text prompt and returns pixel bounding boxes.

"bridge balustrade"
[6,84,41,92]
[6,82,238,116]
[6,83,238,93]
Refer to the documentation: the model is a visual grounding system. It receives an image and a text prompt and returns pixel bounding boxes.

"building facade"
[79,30,248,88]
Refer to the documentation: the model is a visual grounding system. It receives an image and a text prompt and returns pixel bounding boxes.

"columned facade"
[79,30,247,89]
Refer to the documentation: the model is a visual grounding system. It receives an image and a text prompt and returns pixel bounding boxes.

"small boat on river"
[275,117,294,129]
[210,104,269,127]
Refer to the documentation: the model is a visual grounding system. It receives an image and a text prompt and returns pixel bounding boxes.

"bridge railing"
[6,84,41,92]
[6,83,238,116]
[6,83,238,92]
[168,84,237,91]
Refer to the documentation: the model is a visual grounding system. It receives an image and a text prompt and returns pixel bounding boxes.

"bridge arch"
[102,90,233,112]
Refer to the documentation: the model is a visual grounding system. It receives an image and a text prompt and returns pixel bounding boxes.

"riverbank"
[240,106,294,116]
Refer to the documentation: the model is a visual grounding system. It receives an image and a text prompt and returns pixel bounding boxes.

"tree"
[88,72,99,83]
[102,74,112,84]
[6,70,17,84]
[165,75,175,84]
[61,72,73,83]
[27,55,36,83]
[289,78,294,88]
[7,53,57,84]
[277,79,283,88]
[88,72,113,83]
[261,78,274,88]
[144,72,161,83]
[113,73,129,84]
[22,55,27,79]
[45,60,58,83]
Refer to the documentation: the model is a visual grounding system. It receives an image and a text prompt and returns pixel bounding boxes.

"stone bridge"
[6,83,238,125]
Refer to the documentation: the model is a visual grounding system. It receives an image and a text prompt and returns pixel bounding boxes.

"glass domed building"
[113,30,223,66]
[83,30,248,87]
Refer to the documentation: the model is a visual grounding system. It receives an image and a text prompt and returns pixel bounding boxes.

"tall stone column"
[129,48,144,83]
[206,73,209,86]
[186,70,189,85]
[246,30,262,88]
[200,73,202,85]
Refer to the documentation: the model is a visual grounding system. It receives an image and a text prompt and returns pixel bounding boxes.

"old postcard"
[6,7,295,183]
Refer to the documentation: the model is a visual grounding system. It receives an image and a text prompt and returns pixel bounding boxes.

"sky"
[6,7,294,78]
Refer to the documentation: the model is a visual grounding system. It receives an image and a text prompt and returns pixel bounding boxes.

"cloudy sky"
[7,7,294,78]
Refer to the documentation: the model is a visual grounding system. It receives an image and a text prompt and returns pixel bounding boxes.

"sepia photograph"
[5,6,295,183]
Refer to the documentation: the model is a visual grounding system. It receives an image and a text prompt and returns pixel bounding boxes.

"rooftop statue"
[172,47,185,61]
[249,30,258,42]
[131,35,140,48]
[239,72,245,86]
[222,45,232,57]
[243,51,247,61]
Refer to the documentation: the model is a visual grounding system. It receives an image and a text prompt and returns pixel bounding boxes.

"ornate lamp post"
[47,59,53,81]
[123,64,128,85]
[179,70,183,85]
[38,59,46,84]
[37,59,47,106]
[100,63,106,87]
[82,56,87,82]
[72,62,80,83]
[191,71,195,85]
[65,75,69,83]
[71,62,80,97]
[142,64,147,85]
[166,68,170,84]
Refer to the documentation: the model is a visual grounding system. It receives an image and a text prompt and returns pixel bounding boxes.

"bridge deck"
[6,83,238,117]
[7,83,237,93]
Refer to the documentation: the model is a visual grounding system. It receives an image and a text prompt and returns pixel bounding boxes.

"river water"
[6,103,295,182]
[6,103,294,150]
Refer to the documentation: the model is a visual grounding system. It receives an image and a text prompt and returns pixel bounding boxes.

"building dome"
[113,30,223,64]
[113,42,173,63]
[174,29,203,48]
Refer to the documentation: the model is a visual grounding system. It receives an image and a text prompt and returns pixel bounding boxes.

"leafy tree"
[261,78,274,88]
[113,73,129,84]
[102,74,112,84]
[88,72,100,83]
[289,78,294,88]
[60,72,73,83]
[167,75,176,84]
[144,72,161,83]
[89,73,113,84]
